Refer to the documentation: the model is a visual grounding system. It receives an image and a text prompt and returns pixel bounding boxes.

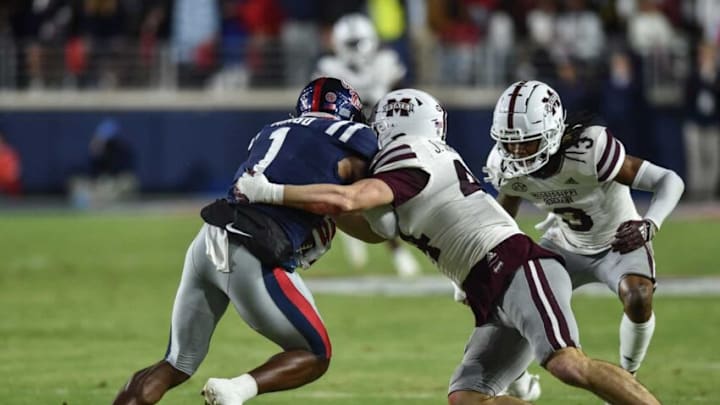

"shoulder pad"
[321,120,378,160]
[369,139,423,174]
[589,126,626,182]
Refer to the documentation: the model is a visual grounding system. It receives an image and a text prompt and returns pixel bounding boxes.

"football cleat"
[202,378,245,405]
[505,372,541,401]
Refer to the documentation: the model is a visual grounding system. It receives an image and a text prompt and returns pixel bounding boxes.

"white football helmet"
[332,13,379,67]
[490,80,566,178]
[371,88,447,148]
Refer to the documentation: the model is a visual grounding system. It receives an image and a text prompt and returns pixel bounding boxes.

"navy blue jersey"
[228,114,378,250]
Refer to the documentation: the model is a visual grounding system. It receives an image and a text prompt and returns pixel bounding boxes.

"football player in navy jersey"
[112,78,381,405]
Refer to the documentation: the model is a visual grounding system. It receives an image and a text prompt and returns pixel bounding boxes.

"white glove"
[452,282,468,305]
[296,217,337,269]
[534,213,557,232]
[234,172,284,204]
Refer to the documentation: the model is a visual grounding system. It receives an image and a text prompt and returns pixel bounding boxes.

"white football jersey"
[486,125,640,255]
[369,136,522,285]
[314,49,406,105]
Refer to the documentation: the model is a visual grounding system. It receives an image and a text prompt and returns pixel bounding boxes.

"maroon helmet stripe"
[507,81,526,129]
[311,77,326,112]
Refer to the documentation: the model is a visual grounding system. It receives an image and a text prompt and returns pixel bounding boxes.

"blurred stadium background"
[1,0,719,404]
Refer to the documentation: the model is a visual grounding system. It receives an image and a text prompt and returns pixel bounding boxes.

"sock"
[619,312,656,373]
[230,374,258,402]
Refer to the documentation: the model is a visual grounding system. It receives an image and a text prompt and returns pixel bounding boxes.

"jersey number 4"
[400,160,484,262]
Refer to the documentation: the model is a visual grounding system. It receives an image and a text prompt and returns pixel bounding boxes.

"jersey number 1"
[252,127,290,173]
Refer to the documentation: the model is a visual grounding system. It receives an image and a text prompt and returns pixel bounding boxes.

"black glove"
[611,219,656,254]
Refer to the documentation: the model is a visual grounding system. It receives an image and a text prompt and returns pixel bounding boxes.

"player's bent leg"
[618,275,656,373]
[116,226,229,405]
[202,350,329,405]
[113,360,190,405]
[206,247,333,403]
[544,347,660,405]
[619,275,654,322]
[251,349,329,392]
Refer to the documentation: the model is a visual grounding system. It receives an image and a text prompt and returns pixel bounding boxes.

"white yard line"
[306,276,720,297]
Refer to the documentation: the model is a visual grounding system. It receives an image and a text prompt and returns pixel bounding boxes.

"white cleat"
[506,372,541,401]
[393,248,420,278]
[202,378,245,405]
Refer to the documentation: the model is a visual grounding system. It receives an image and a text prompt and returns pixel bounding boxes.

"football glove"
[233,172,283,204]
[296,217,337,269]
[611,219,657,254]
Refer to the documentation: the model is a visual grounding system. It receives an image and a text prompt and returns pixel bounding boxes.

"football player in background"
[112,77,382,405]
[234,88,661,404]
[314,12,420,277]
[481,80,684,400]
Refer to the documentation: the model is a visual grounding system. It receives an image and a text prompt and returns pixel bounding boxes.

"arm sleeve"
[631,160,685,229]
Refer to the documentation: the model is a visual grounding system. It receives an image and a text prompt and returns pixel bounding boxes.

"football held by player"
[483,80,684,400]
[234,88,661,404]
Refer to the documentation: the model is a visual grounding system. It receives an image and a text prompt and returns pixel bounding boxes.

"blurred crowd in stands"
[0,0,716,93]
[0,0,718,201]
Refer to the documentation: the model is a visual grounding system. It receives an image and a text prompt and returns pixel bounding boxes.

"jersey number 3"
[553,207,594,232]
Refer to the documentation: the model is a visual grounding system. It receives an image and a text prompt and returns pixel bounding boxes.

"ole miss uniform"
[165,114,377,376]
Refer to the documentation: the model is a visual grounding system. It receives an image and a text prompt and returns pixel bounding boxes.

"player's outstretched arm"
[235,172,395,215]
[282,178,393,214]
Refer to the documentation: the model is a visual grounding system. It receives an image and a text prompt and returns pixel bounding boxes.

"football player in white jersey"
[482,80,684,400]
[234,89,661,404]
[315,13,407,109]
[314,12,420,278]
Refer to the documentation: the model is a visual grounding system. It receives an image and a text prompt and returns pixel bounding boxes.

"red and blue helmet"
[295,77,365,123]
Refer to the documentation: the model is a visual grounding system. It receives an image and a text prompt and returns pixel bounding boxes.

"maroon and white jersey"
[369,136,522,285]
[486,125,641,254]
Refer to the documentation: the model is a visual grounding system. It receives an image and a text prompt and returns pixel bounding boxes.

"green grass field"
[1,212,719,404]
